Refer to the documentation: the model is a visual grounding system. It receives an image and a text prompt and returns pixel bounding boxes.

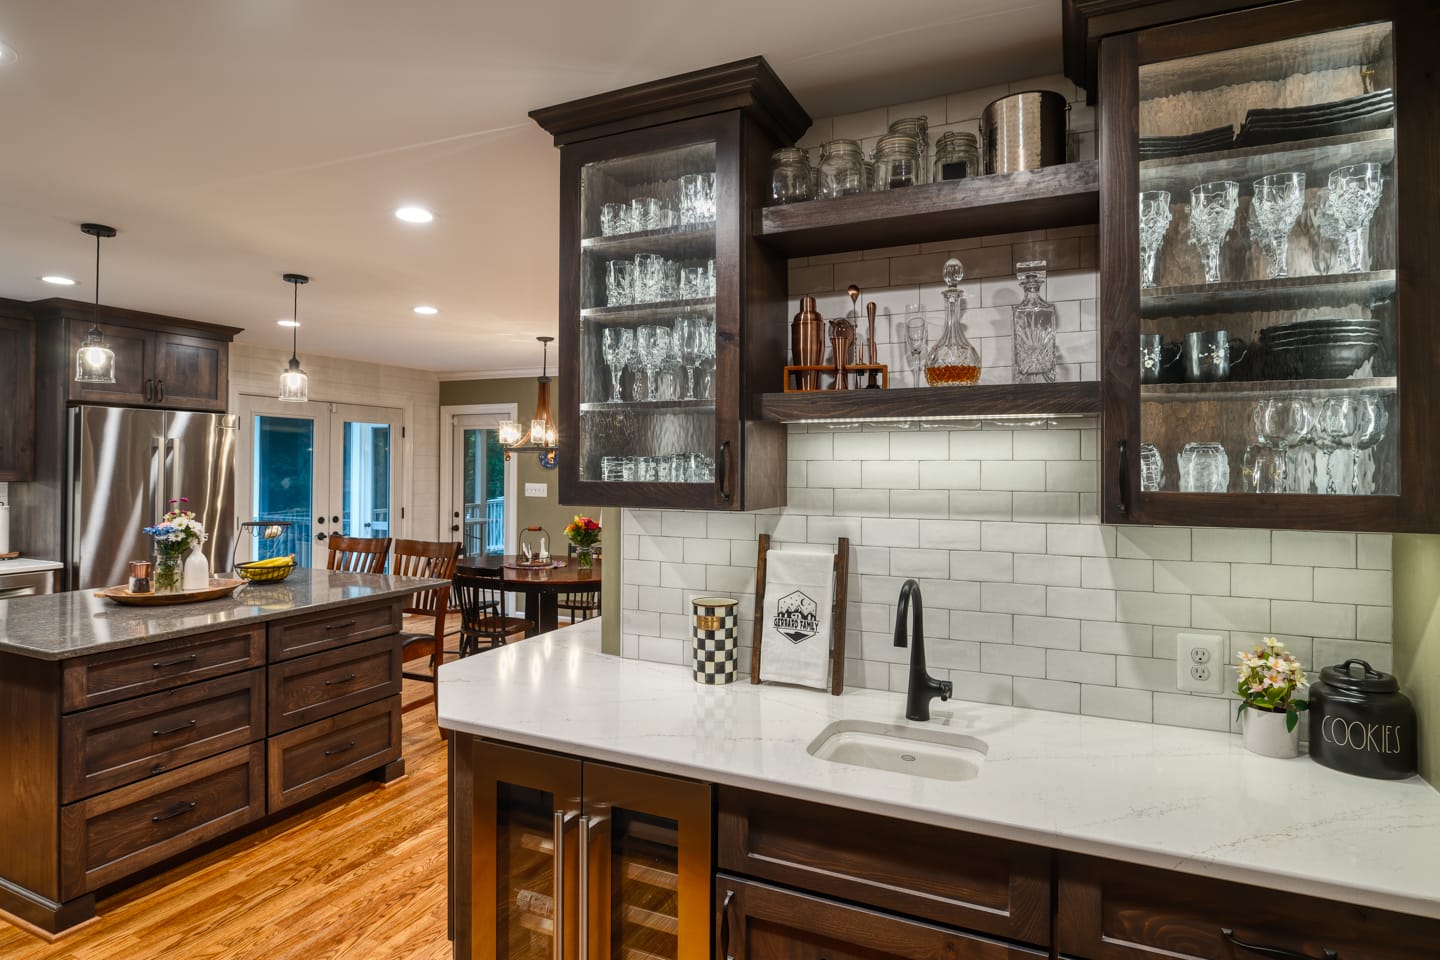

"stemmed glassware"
[1187,180,1240,284]
[1138,190,1172,289]
[673,316,701,400]
[1313,394,1361,495]
[1349,394,1389,495]
[1327,163,1384,274]
[601,327,634,403]
[1250,172,1306,279]
[695,316,717,400]
[635,325,671,401]
[903,306,928,387]
[1251,397,1314,493]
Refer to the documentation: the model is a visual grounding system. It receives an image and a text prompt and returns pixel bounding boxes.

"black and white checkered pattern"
[692,598,739,685]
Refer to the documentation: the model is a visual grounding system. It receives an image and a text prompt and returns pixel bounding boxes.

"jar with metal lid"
[770,148,813,205]
[887,117,930,184]
[873,134,921,191]
[933,131,980,182]
[816,140,866,199]
[1308,659,1416,779]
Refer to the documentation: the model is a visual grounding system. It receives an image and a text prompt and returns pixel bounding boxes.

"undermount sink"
[807,720,988,782]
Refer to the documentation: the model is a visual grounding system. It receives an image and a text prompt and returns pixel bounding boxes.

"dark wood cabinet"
[0,302,36,481]
[531,58,807,511]
[1086,0,1440,530]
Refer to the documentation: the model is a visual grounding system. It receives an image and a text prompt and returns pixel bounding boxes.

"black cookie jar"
[1308,659,1416,779]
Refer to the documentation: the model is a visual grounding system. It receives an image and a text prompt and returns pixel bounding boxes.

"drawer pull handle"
[152,719,198,737]
[324,620,358,632]
[323,740,356,757]
[1221,929,1337,960]
[324,673,359,686]
[153,654,198,669]
[152,800,197,822]
[720,888,735,960]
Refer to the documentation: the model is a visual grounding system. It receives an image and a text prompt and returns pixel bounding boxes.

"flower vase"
[575,546,594,572]
[183,547,210,591]
[1242,707,1300,759]
[154,547,185,594]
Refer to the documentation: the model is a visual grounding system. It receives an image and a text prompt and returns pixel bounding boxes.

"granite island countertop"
[0,568,444,660]
[438,619,1440,921]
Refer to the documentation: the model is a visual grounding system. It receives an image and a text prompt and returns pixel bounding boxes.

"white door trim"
[439,403,518,558]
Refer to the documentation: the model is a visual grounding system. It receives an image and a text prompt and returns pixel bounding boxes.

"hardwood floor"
[0,683,452,960]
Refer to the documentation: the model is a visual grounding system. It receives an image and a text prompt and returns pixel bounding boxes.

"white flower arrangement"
[144,498,207,554]
[1235,636,1308,732]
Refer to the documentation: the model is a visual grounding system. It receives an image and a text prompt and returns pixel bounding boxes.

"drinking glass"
[903,306,928,386]
[701,174,716,221]
[1314,394,1361,495]
[606,260,634,307]
[631,197,662,232]
[704,259,716,297]
[1138,190,1172,289]
[601,326,634,403]
[635,325,670,400]
[679,266,705,300]
[1251,397,1313,493]
[1350,394,1389,494]
[1178,442,1230,493]
[1327,163,1384,274]
[1187,180,1240,284]
[1250,172,1306,279]
[1243,444,1287,493]
[695,316,717,400]
[673,315,701,399]
[1139,442,1165,492]
[601,202,628,237]
[679,174,702,226]
[636,254,675,303]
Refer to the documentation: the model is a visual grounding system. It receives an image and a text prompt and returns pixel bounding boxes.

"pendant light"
[74,223,118,384]
[499,336,559,461]
[278,273,310,402]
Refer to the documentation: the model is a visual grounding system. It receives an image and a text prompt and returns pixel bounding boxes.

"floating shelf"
[580,297,715,322]
[756,161,1099,257]
[579,399,715,415]
[580,224,716,259]
[1139,128,1394,196]
[1141,270,1395,316]
[757,382,1101,423]
[1142,376,1396,401]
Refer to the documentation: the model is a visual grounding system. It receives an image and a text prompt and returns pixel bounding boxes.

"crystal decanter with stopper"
[1012,260,1058,383]
[924,257,981,385]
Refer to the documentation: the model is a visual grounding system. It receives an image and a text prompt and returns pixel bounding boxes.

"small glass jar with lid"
[887,116,930,184]
[770,148,813,204]
[933,131,980,182]
[815,140,866,198]
[873,134,921,191]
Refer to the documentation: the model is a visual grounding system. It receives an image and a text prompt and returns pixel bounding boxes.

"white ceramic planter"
[182,548,210,591]
[1242,707,1301,759]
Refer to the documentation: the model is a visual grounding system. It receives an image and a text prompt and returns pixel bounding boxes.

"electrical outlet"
[1176,633,1225,694]
[524,482,548,497]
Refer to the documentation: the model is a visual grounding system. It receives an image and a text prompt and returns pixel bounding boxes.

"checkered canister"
[692,597,738,684]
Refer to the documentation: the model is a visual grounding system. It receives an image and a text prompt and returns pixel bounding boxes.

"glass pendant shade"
[500,338,560,459]
[74,223,118,384]
[277,273,310,402]
[498,420,523,445]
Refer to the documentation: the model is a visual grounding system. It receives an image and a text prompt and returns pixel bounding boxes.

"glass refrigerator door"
[576,141,719,488]
[1135,20,1397,499]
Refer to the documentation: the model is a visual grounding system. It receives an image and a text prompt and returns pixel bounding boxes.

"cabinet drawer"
[267,600,402,662]
[61,669,264,803]
[59,742,264,899]
[266,696,400,811]
[715,875,1046,960]
[62,626,266,712]
[718,787,1051,945]
[1057,853,1440,960]
[267,634,400,734]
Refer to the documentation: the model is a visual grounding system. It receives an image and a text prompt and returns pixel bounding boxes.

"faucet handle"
[939,679,953,702]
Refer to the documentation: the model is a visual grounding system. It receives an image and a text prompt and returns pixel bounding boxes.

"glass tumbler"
[1139,442,1165,492]
[1178,442,1230,493]
[601,202,629,237]
[606,260,634,307]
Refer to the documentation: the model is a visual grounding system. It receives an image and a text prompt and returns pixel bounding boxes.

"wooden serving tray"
[97,578,246,606]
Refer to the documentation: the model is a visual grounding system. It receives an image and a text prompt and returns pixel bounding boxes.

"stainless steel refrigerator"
[69,406,237,590]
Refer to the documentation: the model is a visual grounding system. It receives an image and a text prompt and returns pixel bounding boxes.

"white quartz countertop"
[437,620,1440,920]
[0,557,63,574]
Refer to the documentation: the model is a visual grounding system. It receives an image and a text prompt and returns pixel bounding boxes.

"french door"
[442,406,517,562]
[239,397,402,567]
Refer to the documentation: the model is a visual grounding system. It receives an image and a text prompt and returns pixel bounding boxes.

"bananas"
[242,555,295,568]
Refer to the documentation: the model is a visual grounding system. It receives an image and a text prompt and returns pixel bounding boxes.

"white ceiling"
[0,0,1060,376]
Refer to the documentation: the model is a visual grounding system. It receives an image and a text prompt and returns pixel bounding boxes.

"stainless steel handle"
[152,436,166,528]
[578,817,592,960]
[1221,929,1337,960]
[168,438,182,513]
[720,888,736,960]
[552,811,568,960]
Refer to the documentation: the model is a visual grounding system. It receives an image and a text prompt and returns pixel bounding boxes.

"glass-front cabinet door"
[1101,0,1438,530]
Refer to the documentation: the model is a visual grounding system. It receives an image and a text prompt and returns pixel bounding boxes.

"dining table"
[458,555,602,635]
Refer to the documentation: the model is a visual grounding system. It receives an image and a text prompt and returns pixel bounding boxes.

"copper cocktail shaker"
[791,295,825,390]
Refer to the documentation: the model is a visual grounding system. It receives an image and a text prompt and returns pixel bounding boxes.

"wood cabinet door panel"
[267,600,402,661]
[0,312,36,480]
[61,626,266,712]
[267,634,401,733]
[153,333,227,412]
[265,696,400,811]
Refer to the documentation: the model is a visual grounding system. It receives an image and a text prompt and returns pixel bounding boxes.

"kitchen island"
[439,620,1440,959]
[0,569,443,934]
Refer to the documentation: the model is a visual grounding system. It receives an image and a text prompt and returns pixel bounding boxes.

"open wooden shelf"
[757,381,1101,423]
[756,161,1099,257]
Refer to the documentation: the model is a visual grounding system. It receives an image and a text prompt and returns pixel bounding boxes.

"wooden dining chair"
[452,568,534,655]
[326,535,392,574]
[391,539,463,714]
[557,585,601,623]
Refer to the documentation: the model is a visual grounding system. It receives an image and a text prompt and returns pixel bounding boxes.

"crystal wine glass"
[635,324,670,401]
[1313,395,1361,495]
[695,315,717,400]
[601,326,634,403]
[1250,172,1306,279]
[1327,163,1384,274]
[903,306,928,387]
[1138,190,1172,289]
[672,315,701,400]
[1252,397,1314,493]
[1187,180,1240,284]
[1349,394,1389,494]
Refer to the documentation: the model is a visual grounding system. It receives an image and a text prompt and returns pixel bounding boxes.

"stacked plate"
[1234,89,1394,148]
[1260,318,1384,380]
[1139,125,1235,161]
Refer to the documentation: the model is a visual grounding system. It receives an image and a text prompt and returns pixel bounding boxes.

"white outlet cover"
[524,482,548,497]
[1176,632,1225,694]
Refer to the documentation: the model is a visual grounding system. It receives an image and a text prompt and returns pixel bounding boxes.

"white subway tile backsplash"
[889,490,952,519]
[1014,677,1081,713]
[1153,561,1232,596]
[863,460,919,489]
[1193,527,1270,563]
[834,432,890,461]
[926,637,981,671]
[981,521,1047,554]
[890,549,952,579]
[833,489,891,517]
[1272,531,1355,568]
[708,514,757,541]
[1014,615,1081,650]
[1047,523,1116,557]
[1048,586,1116,621]
[1229,562,1312,601]
[1192,595,1270,633]
[1272,600,1355,640]
[889,432,951,460]
[949,611,1014,643]
[981,643,1047,677]
[1045,460,1098,492]
[1081,557,1154,592]
[950,431,1013,460]
[661,512,709,538]
[1357,605,1393,643]
[1116,590,1190,627]
[1116,655,1176,692]
[948,671,1014,706]
[1015,553,1082,587]
[918,519,982,551]
[1013,430,1079,461]
[1357,534,1392,570]
[1082,621,1153,656]
[949,491,1014,521]
[1313,567,1392,606]
[950,550,1015,582]
[1153,692,1230,731]
[804,459,864,488]
[1011,492,1079,523]
[982,581,1048,614]
[921,459,981,489]
[1314,637,1391,671]
[1082,685,1153,722]
[1048,650,1116,685]
[1117,527,1191,561]
[683,538,731,565]
[982,460,1047,491]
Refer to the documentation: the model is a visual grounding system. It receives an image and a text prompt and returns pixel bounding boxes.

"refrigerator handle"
[169,438,183,508]
[151,436,166,525]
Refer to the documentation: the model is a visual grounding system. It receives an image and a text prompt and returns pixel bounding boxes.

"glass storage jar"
[873,134,921,191]
[1012,260,1058,383]
[933,130,980,181]
[770,147,813,204]
[887,117,930,184]
[815,140,866,198]
[924,258,981,385]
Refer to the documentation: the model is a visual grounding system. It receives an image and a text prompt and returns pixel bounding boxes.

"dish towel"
[758,548,835,689]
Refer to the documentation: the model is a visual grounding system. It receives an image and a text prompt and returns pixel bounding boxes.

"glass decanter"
[924,258,980,385]
[1012,260,1058,383]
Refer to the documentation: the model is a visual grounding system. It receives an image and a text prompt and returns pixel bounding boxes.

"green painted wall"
[1393,534,1440,786]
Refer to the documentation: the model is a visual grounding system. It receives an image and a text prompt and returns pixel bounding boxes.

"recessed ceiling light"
[394,206,434,224]
[0,42,17,66]
[41,275,76,285]
[412,305,438,315]
[277,319,300,328]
